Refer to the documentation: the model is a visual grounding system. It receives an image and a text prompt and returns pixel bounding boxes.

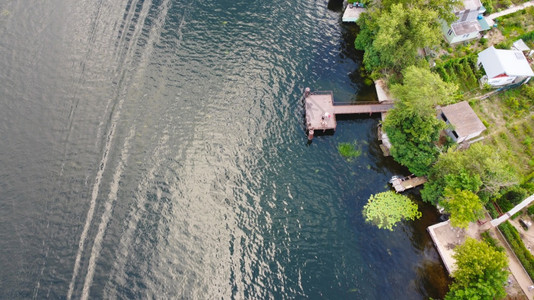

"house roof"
[478,46,534,78]
[462,0,482,10]
[454,0,482,12]
[452,20,481,35]
[513,39,531,52]
[441,101,486,138]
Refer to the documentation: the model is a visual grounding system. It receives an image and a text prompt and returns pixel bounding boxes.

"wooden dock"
[342,4,366,22]
[334,103,393,114]
[374,79,395,103]
[389,175,427,192]
[303,88,394,139]
[377,124,391,156]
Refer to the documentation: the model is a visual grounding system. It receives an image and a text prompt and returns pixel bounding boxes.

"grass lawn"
[471,83,534,178]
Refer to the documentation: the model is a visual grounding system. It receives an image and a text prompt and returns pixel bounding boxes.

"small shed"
[512,39,531,52]
[477,46,534,87]
[438,101,486,143]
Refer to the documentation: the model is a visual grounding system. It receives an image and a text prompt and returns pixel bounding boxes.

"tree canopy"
[380,0,461,24]
[390,66,458,108]
[354,1,451,72]
[383,67,457,176]
[442,188,484,228]
[421,143,518,204]
[446,238,509,299]
[362,191,422,231]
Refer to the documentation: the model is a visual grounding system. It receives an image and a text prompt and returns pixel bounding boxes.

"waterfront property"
[441,0,489,44]
[389,175,427,192]
[303,88,393,139]
[490,194,534,227]
[438,101,486,143]
[428,195,534,298]
[477,46,534,87]
[512,39,532,53]
[377,122,392,156]
[374,79,395,103]
[342,3,366,23]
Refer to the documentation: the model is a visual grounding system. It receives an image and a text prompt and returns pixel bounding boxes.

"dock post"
[304,87,310,98]
[308,129,314,140]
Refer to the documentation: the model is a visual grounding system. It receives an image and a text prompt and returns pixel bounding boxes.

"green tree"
[390,66,457,108]
[383,67,457,175]
[442,188,484,228]
[380,0,461,24]
[446,238,509,299]
[362,191,422,231]
[460,143,517,193]
[354,10,382,73]
[422,143,518,203]
[355,3,446,72]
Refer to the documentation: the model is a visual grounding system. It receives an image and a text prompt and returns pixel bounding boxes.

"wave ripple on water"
[0,0,449,298]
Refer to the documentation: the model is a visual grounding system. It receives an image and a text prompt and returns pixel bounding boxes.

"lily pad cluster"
[362,191,421,231]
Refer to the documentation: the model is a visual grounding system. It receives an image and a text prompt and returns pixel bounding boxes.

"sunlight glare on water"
[0,0,449,298]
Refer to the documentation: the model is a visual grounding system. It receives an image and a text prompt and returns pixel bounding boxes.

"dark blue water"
[0,0,448,298]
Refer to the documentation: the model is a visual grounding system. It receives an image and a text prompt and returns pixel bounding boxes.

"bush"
[481,231,505,252]
[435,65,450,82]
[435,55,480,92]
[497,196,514,212]
[501,186,528,205]
[520,31,534,43]
[486,201,500,218]
[495,40,513,49]
[499,221,534,281]
[528,205,534,216]
[521,84,534,101]
[482,0,494,13]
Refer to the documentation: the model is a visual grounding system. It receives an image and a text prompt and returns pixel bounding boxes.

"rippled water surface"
[0,0,449,298]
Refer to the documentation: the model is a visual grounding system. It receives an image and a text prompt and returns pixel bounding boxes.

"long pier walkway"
[303,88,394,139]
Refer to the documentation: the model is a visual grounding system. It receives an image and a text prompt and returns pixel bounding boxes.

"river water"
[0,0,449,298]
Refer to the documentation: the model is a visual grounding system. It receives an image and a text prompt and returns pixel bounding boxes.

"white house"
[477,46,534,87]
[441,0,489,44]
[438,101,486,143]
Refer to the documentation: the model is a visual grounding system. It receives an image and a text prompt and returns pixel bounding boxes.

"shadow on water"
[406,189,452,298]
[327,0,344,12]
[341,28,377,102]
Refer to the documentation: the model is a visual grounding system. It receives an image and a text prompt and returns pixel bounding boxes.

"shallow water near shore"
[0,0,449,298]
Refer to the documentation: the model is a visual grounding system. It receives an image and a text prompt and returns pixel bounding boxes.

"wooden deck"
[303,88,394,139]
[342,5,366,22]
[390,175,427,192]
[304,90,337,135]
